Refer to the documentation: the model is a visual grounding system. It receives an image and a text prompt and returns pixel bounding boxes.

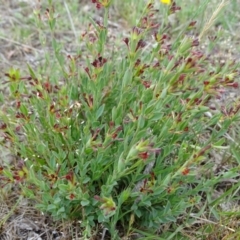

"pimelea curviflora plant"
[0,0,239,239]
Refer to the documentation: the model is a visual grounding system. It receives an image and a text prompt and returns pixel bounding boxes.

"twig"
[190,213,236,232]
[101,228,108,240]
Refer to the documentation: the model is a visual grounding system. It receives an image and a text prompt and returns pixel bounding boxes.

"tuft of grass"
[199,0,230,41]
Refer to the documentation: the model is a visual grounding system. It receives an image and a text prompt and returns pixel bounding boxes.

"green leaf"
[135,209,142,218]
[83,177,91,184]
[58,184,69,192]
[81,200,90,206]
[27,64,37,79]
[119,188,131,204]
[71,125,80,141]
[2,169,13,180]
[212,138,229,149]
[122,68,132,89]
[231,147,240,164]
[47,204,57,211]
[96,104,105,120]
[19,104,28,116]
[137,115,145,129]
[54,197,62,204]
[70,85,79,100]
[151,112,163,121]
[57,206,65,214]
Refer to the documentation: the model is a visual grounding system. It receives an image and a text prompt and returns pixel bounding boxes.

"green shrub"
[0,0,239,239]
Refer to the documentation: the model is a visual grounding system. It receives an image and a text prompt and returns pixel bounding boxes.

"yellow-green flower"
[160,0,171,4]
